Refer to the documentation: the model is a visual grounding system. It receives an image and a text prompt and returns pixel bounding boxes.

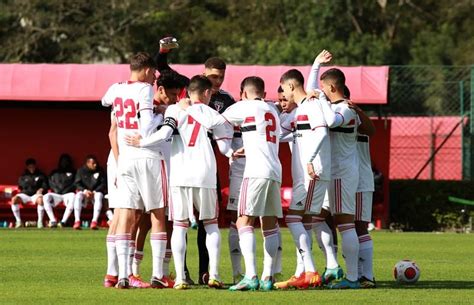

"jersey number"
[265,112,277,143]
[114,98,138,129]
[187,116,201,147]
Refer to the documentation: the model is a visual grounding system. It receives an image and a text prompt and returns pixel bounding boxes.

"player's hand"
[307,163,320,180]
[125,133,142,147]
[178,98,191,110]
[315,49,332,64]
[36,188,43,195]
[347,100,362,112]
[232,147,245,159]
[159,36,179,53]
[84,190,93,198]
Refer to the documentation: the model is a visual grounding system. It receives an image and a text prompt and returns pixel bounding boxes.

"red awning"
[0,64,389,104]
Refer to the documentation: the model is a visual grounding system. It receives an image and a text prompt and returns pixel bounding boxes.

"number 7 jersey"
[222,100,282,183]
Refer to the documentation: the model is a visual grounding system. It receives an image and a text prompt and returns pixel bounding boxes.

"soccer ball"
[393,260,420,284]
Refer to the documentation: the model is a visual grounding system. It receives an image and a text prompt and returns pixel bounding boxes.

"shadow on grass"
[377,281,474,289]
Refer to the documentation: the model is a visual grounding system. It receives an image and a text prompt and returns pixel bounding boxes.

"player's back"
[228,100,282,183]
[329,101,359,178]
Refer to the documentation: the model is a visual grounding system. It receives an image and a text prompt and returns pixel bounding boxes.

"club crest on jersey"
[214,101,224,112]
[35,177,39,181]
[93,173,99,179]
[66,172,72,177]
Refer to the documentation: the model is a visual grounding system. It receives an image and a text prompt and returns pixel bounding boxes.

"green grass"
[1,229,473,305]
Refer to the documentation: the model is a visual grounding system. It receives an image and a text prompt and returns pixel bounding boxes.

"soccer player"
[43,154,76,228]
[10,158,48,228]
[72,155,106,230]
[126,75,233,290]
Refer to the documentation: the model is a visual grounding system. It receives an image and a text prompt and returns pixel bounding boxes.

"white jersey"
[101,81,163,161]
[165,102,230,188]
[293,98,331,181]
[279,107,296,152]
[329,101,359,178]
[357,134,374,192]
[223,99,282,183]
[229,126,245,178]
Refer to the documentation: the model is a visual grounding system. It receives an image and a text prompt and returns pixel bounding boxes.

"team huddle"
[102,39,376,291]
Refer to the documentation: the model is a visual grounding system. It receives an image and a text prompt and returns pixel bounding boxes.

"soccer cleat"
[322,266,344,284]
[159,37,179,52]
[90,221,98,230]
[232,273,244,284]
[151,276,174,289]
[49,221,58,228]
[229,276,259,291]
[73,221,81,230]
[37,222,43,229]
[184,270,194,285]
[115,278,130,289]
[274,275,298,290]
[129,275,151,288]
[58,221,66,228]
[287,271,322,289]
[208,278,225,289]
[359,276,376,288]
[259,277,274,291]
[104,275,118,288]
[173,281,189,290]
[15,221,22,228]
[327,277,361,289]
[198,272,209,285]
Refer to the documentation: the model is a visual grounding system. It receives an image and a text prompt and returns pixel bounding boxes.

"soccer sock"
[273,225,283,274]
[106,235,118,276]
[295,247,305,276]
[204,220,221,280]
[44,202,57,223]
[37,205,44,224]
[106,210,114,221]
[286,215,316,273]
[127,241,135,277]
[11,204,21,223]
[359,234,374,280]
[238,226,257,278]
[171,222,188,283]
[73,196,82,222]
[304,221,313,248]
[151,232,167,279]
[92,199,102,223]
[338,223,360,282]
[313,216,339,269]
[197,221,209,275]
[228,222,242,276]
[115,233,131,280]
[163,249,172,276]
[262,228,279,280]
[61,201,73,223]
[132,250,144,276]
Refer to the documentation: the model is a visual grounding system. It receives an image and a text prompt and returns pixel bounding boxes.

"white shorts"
[227,176,243,211]
[169,187,217,221]
[355,191,373,222]
[238,178,282,218]
[290,180,328,214]
[116,158,168,212]
[107,159,119,209]
[328,176,358,215]
[43,192,75,207]
[15,193,41,205]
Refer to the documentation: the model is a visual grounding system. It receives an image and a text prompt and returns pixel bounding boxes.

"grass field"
[1,229,473,305]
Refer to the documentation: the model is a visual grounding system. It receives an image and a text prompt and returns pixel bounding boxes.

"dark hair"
[85,154,97,162]
[129,52,156,72]
[156,71,184,90]
[58,154,73,170]
[176,73,190,88]
[204,57,226,70]
[277,85,284,93]
[187,75,212,94]
[280,69,304,86]
[320,68,346,91]
[25,158,36,166]
[240,76,265,95]
[343,85,351,99]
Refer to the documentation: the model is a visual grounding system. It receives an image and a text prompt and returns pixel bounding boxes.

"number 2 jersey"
[222,100,282,183]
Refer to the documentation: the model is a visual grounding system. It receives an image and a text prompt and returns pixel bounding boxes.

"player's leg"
[170,186,190,289]
[34,194,45,228]
[73,191,85,229]
[273,222,283,280]
[91,191,104,229]
[197,220,209,284]
[227,176,243,282]
[11,194,28,228]
[127,209,143,283]
[60,193,75,226]
[355,191,375,288]
[115,208,136,288]
[104,208,120,287]
[133,213,151,278]
[163,218,173,278]
[149,207,170,288]
[43,193,58,226]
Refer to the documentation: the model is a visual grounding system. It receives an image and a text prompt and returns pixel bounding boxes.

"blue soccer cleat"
[322,266,344,284]
[327,277,361,289]
[229,276,259,291]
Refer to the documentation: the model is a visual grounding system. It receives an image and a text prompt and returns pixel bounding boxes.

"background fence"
[385,65,473,181]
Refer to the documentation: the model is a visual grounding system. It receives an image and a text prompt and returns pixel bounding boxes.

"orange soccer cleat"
[287,271,322,289]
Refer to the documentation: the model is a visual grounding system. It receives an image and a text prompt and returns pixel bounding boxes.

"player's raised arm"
[306,49,332,92]
[318,91,344,128]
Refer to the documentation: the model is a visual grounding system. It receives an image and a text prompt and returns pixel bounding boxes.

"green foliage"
[390,180,474,231]
[0,0,472,65]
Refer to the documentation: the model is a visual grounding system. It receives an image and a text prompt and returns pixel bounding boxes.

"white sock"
[313,217,339,269]
[286,215,315,273]
[132,250,143,276]
[228,222,242,277]
[61,201,74,223]
[163,249,172,276]
[239,226,257,278]
[92,197,102,223]
[115,233,131,280]
[338,223,360,282]
[106,210,114,221]
[151,232,167,279]
[304,222,313,248]
[106,235,118,276]
[262,228,279,279]
[171,222,188,283]
[359,234,374,280]
[73,194,83,222]
[295,247,305,276]
[11,204,21,223]
[44,201,57,223]
[273,225,283,274]
[37,205,44,224]
[127,241,135,277]
[204,220,221,280]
